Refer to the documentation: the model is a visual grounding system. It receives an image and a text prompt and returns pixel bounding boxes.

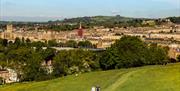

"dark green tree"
[65,40,77,48]
[14,37,21,46]
[22,52,47,81]
[40,48,55,61]
[1,39,8,47]
[48,40,58,47]
[100,36,168,70]
[78,40,93,48]
[53,50,99,77]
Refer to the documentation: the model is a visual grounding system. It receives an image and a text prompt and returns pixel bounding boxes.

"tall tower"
[6,24,13,33]
[4,24,14,39]
[77,22,83,38]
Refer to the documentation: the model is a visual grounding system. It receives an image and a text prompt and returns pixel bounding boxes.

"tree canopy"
[100,36,169,70]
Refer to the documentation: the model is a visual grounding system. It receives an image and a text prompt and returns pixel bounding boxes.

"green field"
[0,63,180,91]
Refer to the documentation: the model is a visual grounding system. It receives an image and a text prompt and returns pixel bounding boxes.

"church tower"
[77,22,83,38]
[4,24,14,40]
[6,24,13,33]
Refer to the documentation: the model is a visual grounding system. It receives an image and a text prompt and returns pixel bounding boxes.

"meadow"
[0,63,180,91]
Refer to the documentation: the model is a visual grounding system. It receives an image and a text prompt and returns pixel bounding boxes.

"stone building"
[1,24,15,40]
[0,68,19,84]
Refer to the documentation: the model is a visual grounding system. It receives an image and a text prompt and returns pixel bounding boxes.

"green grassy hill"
[0,63,180,91]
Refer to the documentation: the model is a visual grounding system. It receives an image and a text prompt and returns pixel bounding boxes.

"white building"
[0,68,19,83]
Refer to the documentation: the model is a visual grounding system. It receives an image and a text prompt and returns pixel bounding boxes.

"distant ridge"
[1,15,180,24]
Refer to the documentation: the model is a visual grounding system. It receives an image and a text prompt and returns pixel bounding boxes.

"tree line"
[0,36,178,83]
[0,38,96,82]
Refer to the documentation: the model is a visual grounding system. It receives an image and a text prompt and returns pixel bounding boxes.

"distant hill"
[62,16,180,25]
[0,15,153,30]
[58,15,156,28]
[1,16,179,30]
[0,15,147,24]
[61,15,149,24]
[0,63,180,91]
[1,16,180,24]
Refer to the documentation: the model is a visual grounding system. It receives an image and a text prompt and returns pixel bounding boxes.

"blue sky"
[0,0,180,21]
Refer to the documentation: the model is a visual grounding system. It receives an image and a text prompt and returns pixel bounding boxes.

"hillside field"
[0,63,180,91]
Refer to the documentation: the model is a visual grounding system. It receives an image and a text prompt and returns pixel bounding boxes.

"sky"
[0,0,180,21]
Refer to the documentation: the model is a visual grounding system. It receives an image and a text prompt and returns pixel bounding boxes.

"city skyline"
[0,0,180,21]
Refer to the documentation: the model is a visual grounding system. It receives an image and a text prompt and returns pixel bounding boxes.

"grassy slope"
[0,63,180,91]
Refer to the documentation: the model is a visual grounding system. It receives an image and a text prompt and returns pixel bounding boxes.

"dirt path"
[104,70,138,91]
